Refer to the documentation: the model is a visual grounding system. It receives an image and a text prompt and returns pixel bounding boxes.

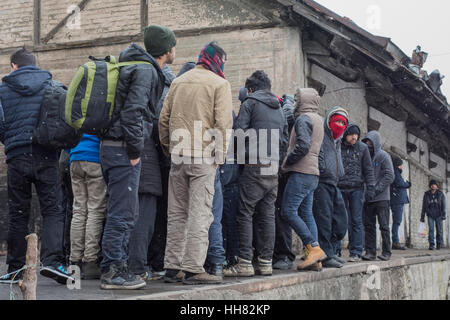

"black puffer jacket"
[338,123,376,193]
[234,90,289,167]
[103,43,165,160]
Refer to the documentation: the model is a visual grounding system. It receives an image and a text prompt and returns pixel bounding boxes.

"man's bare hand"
[130,158,141,166]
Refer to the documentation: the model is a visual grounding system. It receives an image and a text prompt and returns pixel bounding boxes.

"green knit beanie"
[144,25,176,57]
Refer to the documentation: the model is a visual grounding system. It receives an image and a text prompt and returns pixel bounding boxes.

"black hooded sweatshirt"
[234,89,288,167]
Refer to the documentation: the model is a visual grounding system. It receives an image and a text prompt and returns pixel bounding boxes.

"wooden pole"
[19,234,38,300]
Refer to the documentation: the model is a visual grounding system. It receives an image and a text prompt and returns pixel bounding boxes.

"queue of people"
[0,24,446,290]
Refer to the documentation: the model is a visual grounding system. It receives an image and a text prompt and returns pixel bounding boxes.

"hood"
[362,131,382,154]
[162,65,176,86]
[246,90,280,109]
[343,122,361,140]
[282,94,294,106]
[324,106,349,138]
[2,66,52,96]
[177,62,196,77]
[119,43,163,75]
[294,88,320,117]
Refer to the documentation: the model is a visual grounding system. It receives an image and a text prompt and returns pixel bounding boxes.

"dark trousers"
[364,201,391,257]
[6,153,64,273]
[237,166,278,261]
[61,166,74,264]
[128,194,158,274]
[391,204,404,244]
[220,163,240,261]
[100,145,141,270]
[312,183,348,259]
[428,216,443,247]
[341,189,365,257]
[273,173,296,263]
[147,165,169,272]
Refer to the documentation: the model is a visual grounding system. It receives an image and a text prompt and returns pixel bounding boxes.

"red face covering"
[329,114,348,139]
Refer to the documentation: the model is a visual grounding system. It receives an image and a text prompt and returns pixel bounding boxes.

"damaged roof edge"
[277,0,449,117]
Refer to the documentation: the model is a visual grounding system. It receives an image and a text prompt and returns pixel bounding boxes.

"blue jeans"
[428,216,443,247]
[220,164,240,260]
[280,173,319,246]
[341,189,365,257]
[100,145,141,270]
[391,204,404,244]
[206,169,225,265]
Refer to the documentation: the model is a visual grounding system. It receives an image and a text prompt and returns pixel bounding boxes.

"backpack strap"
[117,61,152,67]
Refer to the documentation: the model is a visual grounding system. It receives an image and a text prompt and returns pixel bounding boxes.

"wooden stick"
[19,234,38,300]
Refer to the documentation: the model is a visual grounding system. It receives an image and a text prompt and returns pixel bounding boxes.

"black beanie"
[392,156,403,168]
[344,124,360,138]
[429,180,438,188]
[144,25,176,57]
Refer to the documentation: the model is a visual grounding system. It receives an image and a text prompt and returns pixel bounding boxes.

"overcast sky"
[316,0,450,98]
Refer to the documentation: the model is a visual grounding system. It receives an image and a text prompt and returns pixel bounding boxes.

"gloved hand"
[420,218,425,223]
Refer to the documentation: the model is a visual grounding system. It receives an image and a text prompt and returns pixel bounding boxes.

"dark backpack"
[33,81,82,150]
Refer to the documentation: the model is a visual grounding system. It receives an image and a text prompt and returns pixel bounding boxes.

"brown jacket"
[282,88,324,176]
[159,65,233,164]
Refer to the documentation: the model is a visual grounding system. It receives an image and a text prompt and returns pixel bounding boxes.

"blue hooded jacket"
[0,66,54,161]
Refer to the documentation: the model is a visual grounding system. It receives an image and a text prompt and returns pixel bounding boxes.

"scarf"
[197,43,226,79]
[329,114,348,140]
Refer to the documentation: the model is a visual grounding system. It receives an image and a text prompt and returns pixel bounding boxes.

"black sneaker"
[362,254,377,261]
[273,257,293,270]
[100,264,146,290]
[334,256,346,264]
[40,264,73,285]
[163,269,184,283]
[429,246,435,251]
[377,254,391,261]
[0,270,23,284]
[322,258,343,268]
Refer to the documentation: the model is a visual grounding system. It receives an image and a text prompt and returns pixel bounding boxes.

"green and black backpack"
[65,55,150,136]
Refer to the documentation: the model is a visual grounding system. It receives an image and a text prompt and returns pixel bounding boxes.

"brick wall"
[0,0,34,48]
[148,0,280,31]
[41,0,141,44]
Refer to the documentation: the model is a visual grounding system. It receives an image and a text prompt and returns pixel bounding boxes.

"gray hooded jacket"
[362,131,395,203]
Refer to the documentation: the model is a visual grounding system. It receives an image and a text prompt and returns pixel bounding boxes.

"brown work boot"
[254,257,272,276]
[297,244,327,270]
[303,262,322,272]
[224,258,255,277]
[182,272,222,285]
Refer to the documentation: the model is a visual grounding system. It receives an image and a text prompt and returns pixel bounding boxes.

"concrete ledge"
[123,252,450,300]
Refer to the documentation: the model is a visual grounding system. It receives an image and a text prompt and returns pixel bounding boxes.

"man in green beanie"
[126,25,177,282]
[100,25,175,290]
[144,25,177,68]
